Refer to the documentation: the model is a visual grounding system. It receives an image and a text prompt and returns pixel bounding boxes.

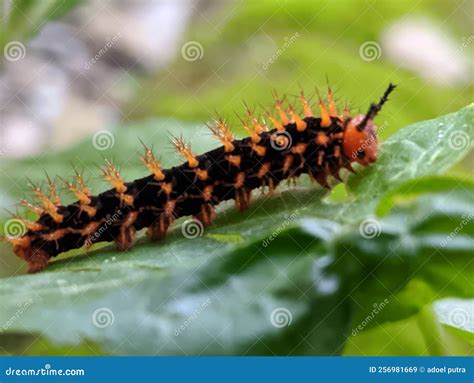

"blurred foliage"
[0,105,472,356]
[128,0,472,142]
[0,0,81,49]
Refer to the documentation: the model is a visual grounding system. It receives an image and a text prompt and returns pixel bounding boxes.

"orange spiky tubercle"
[208,118,235,153]
[171,137,199,168]
[27,180,63,223]
[6,84,396,272]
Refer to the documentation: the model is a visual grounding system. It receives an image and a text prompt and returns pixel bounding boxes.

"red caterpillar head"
[343,83,396,165]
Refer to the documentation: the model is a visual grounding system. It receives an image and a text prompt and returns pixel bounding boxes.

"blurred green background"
[2,0,472,141]
[128,0,473,139]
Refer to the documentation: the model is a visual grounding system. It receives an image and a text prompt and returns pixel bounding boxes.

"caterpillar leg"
[194,203,216,226]
[235,189,251,212]
[13,244,50,273]
[147,216,173,241]
[115,212,138,251]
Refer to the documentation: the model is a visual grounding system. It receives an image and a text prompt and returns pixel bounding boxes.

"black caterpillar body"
[5,84,396,272]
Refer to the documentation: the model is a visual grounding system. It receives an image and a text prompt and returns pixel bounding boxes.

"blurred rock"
[0,0,196,158]
[1,115,45,158]
[381,17,472,86]
[77,0,194,72]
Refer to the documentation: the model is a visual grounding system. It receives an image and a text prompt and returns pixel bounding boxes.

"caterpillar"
[3,84,396,272]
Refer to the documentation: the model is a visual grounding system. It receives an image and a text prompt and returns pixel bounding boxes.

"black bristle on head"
[357,83,396,131]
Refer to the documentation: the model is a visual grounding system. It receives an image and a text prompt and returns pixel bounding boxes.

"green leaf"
[376,176,474,216]
[344,303,473,356]
[0,105,472,356]
[344,287,474,356]
[434,298,474,336]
